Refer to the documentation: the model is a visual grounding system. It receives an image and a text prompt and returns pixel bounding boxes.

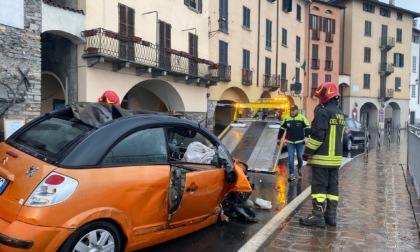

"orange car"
[0,103,252,251]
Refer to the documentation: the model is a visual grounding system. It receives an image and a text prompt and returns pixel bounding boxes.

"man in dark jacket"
[277,104,310,181]
[300,82,345,227]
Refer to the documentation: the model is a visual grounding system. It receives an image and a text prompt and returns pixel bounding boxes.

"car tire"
[59,221,123,252]
[345,138,352,151]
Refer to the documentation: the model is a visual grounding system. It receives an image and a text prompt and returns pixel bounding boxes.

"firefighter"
[98,90,120,105]
[300,82,345,227]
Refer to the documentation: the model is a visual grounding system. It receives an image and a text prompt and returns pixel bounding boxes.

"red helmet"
[314,82,340,104]
[98,90,120,105]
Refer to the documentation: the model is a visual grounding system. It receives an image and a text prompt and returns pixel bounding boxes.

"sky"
[379,0,420,14]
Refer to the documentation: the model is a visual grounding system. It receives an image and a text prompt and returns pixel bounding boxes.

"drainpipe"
[257,0,261,87]
[306,2,312,99]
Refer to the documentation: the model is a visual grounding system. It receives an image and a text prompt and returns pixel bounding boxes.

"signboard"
[379,109,384,123]
[3,118,25,140]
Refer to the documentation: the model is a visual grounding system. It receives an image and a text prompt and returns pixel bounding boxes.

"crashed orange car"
[0,103,252,251]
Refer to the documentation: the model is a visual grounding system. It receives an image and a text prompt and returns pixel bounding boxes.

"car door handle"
[186,186,198,192]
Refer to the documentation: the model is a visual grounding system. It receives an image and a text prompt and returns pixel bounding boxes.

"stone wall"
[0,0,42,141]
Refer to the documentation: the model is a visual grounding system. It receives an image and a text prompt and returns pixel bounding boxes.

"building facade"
[303,0,344,122]
[340,0,420,129]
[410,26,420,125]
[0,0,42,140]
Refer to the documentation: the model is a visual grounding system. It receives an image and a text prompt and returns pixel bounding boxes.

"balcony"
[311,29,320,40]
[81,28,220,87]
[218,64,231,82]
[325,60,333,71]
[378,88,394,102]
[325,32,334,43]
[290,82,302,94]
[242,69,253,86]
[311,58,320,69]
[280,78,288,92]
[263,74,280,91]
[379,36,395,51]
[378,63,394,76]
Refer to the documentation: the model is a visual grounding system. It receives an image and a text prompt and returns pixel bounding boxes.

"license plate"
[0,176,9,194]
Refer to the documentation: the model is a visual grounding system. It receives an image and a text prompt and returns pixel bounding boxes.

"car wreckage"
[0,102,256,251]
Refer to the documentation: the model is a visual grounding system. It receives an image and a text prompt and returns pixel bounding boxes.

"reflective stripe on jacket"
[304,102,345,168]
[278,113,310,144]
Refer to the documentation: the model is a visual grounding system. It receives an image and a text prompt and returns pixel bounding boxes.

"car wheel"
[345,138,352,151]
[59,221,123,252]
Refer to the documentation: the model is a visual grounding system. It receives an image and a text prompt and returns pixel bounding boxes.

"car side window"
[101,128,168,166]
[167,127,217,165]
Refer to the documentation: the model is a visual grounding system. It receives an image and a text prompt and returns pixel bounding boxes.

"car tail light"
[346,129,351,134]
[25,172,78,207]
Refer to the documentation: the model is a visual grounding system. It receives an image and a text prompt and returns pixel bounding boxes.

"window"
[312,44,319,69]
[296,36,301,62]
[243,6,250,29]
[119,4,135,61]
[158,21,171,67]
[102,128,168,165]
[311,73,318,89]
[325,46,332,70]
[219,40,228,65]
[395,77,401,92]
[394,53,404,67]
[365,21,372,36]
[281,28,287,46]
[413,56,417,72]
[325,74,331,82]
[413,35,420,43]
[397,12,403,20]
[297,4,301,21]
[184,0,202,13]
[243,49,250,70]
[363,74,370,89]
[323,18,335,34]
[282,0,292,13]
[265,57,271,76]
[363,3,375,13]
[396,28,402,43]
[380,7,390,17]
[295,67,300,83]
[189,33,198,75]
[219,0,228,32]
[266,19,272,49]
[412,85,417,97]
[310,15,322,30]
[364,47,371,63]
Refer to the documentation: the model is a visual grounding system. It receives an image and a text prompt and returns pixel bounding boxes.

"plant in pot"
[83,29,98,37]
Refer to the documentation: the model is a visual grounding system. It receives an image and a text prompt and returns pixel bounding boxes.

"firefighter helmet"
[314,82,340,104]
[98,90,120,105]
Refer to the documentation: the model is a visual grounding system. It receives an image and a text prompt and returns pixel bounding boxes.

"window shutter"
[165,23,171,49]
[318,16,322,31]
[119,5,127,35]
[323,17,326,32]
[332,19,335,34]
[198,0,202,13]
[309,15,313,29]
[128,8,135,36]
[184,0,189,6]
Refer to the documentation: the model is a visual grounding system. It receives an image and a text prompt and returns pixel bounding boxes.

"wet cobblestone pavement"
[260,135,420,251]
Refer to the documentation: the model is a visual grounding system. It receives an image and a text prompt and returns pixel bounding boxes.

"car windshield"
[13,117,92,159]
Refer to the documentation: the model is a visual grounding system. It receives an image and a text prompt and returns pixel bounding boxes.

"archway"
[41,72,65,114]
[359,102,378,129]
[385,102,401,129]
[123,79,185,113]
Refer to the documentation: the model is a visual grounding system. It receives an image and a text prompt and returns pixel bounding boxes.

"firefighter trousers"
[311,166,339,203]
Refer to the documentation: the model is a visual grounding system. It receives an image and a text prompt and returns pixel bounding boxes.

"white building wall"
[410,29,420,125]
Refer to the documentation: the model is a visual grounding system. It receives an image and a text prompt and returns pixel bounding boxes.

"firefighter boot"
[324,199,338,226]
[299,199,326,227]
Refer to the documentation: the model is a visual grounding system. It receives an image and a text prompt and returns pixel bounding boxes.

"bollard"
[377,124,381,151]
[397,123,400,144]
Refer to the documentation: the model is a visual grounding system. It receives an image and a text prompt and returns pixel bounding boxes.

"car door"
[353,119,364,144]
[167,126,228,227]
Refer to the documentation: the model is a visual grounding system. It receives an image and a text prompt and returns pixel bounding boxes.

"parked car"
[0,102,252,251]
[343,118,370,151]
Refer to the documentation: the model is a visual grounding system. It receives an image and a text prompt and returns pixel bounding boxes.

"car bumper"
[0,219,72,251]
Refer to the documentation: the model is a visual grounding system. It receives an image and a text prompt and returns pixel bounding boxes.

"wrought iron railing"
[263,74,280,89]
[378,63,394,75]
[379,36,395,50]
[218,64,231,82]
[325,32,334,43]
[325,60,333,71]
[280,78,288,92]
[311,29,320,40]
[311,58,320,69]
[81,28,220,84]
[242,69,253,85]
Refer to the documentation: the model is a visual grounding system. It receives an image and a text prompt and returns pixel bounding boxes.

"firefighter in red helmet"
[300,82,345,227]
[98,90,120,105]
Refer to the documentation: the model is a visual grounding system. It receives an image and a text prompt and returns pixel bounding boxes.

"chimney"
[389,0,395,5]
[414,19,418,29]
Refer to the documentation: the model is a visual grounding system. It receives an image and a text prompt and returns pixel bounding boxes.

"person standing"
[300,82,345,227]
[277,104,310,181]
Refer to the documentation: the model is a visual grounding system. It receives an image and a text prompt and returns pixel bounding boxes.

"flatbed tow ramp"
[219,119,286,174]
